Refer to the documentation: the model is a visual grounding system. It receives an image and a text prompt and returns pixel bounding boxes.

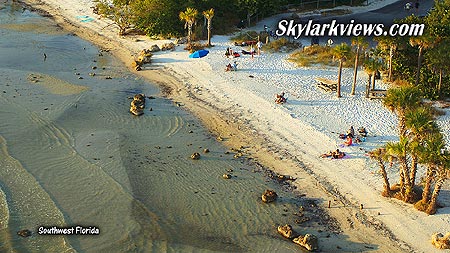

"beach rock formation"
[130,94,146,116]
[161,42,175,51]
[132,49,153,71]
[149,44,160,52]
[431,232,450,249]
[293,234,318,251]
[261,189,278,203]
[17,229,32,237]
[277,224,295,239]
[191,152,201,160]
[222,174,231,179]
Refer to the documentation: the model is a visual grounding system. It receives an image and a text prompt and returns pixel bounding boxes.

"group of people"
[275,92,287,104]
[321,126,368,159]
[321,149,346,159]
[225,62,238,72]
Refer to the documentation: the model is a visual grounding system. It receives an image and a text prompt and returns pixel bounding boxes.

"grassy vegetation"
[263,38,301,53]
[288,45,355,67]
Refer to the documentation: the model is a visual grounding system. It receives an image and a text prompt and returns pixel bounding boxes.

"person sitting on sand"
[275,92,287,104]
[232,61,238,71]
[347,126,355,138]
[344,135,353,146]
[225,63,232,72]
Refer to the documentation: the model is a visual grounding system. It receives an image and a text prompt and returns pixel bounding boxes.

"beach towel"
[76,15,95,22]
[339,143,358,148]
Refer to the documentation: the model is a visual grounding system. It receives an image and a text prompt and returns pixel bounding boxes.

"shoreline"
[16,0,447,252]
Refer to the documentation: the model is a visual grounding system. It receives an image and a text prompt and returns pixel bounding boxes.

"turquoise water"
[0,2,317,252]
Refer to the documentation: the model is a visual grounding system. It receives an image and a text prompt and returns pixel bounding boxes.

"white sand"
[23,0,450,252]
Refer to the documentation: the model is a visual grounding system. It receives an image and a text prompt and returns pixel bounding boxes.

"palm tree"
[425,40,450,97]
[386,138,413,202]
[202,8,214,47]
[351,37,368,95]
[179,7,198,48]
[332,43,352,98]
[409,35,434,85]
[405,107,438,188]
[375,36,405,82]
[426,154,449,214]
[416,132,445,211]
[368,147,392,197]
[383,85,422,138]
[363,58,383,90]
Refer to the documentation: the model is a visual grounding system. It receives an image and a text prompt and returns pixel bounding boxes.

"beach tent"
[189,49,209,58]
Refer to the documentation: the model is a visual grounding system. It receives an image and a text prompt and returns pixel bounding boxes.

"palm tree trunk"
[337,60,343,98]
[421,165,435,203]
[398,113,407,138]
[377,158,391,196]
[409,154,418,188]
[400,157,412,202]
[366,74,372,98]
[388,46,394,82]
[351,46,359,95]
[187,24,192,47]
[371,71,376,90]
[438,69,442,97]
[426,170,445,215]
[415,46,423,85]
[207,19,211,46]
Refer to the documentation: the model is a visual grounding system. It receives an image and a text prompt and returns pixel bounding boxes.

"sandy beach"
[15,0,450,252]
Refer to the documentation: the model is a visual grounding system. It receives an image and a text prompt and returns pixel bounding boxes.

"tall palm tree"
[351,37,368,95]
[410,35,434,85]
[368,147,392,197]
[202,8,214,47]
[363,58,383,90]
[383,85,422,138]
[332,43,352,98]
[179,7,198,48]
[425,40,450,97]
[375,36,405,82]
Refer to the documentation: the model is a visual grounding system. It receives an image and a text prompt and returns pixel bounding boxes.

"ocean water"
[0,2,314,252]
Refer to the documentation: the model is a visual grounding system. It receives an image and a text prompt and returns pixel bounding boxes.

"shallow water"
[0,3,312,252]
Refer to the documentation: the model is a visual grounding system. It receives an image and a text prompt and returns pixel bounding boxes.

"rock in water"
[431,232,450,249]
[17,229,32,237]
[130,93,146,116]
[222,174,231,179]
[261,189,277,203]
[293,234,318,251]
[191,152,201,160]
[277,224,295,239]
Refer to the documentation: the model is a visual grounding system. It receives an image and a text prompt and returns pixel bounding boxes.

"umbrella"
[189,49,209,58]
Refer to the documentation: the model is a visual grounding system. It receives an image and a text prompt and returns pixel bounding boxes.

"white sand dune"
[22,0,450,252]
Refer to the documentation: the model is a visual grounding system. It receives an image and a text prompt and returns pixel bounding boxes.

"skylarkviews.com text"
[276,19,425,38]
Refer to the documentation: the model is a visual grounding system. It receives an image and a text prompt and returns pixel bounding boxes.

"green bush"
[262,38,300,53]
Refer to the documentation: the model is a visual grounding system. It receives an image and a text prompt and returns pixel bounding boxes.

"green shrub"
[288,45,355,67]
[263,38,300,53]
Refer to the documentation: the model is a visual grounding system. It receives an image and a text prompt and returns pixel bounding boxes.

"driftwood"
[316,78,337,92]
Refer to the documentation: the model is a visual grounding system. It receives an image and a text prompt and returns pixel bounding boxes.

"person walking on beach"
[256,40,263,55]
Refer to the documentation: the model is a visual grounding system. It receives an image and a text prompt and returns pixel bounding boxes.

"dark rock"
[17,229,32,237]
[277,224,295,239]
[261,189,278,203]
[191,152,201,160]
[293,234,318,251]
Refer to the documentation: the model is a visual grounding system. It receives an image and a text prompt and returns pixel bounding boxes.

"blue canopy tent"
[189,49,209,58]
